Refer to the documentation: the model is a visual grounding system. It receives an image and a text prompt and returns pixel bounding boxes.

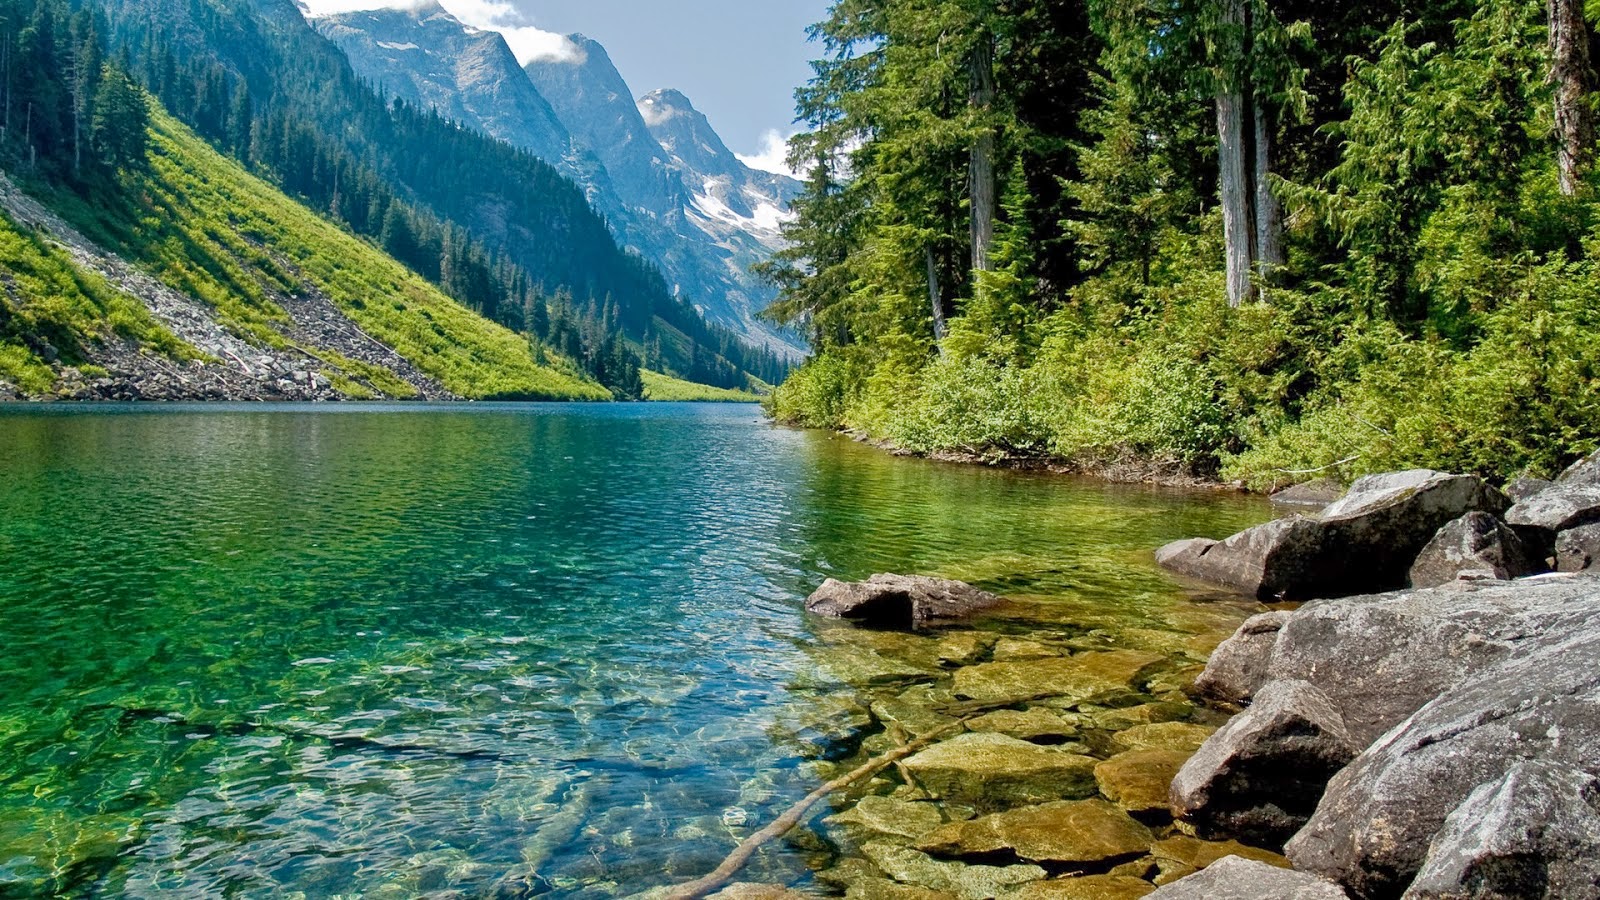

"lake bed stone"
[1013,875,1156,899]
[1144,856,1348,900]
[1095,749,1194,814]
[828,796,949,844]
[917,799,1154,866]
[1110,722,1216,753]
[859,842,1045,900]
[900,733,1099,810]
[965,708,1079,743]
[952,650,1168,705]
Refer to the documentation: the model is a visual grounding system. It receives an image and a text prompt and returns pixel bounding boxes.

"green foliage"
[641,370,761,403]
[769,0,1600,486]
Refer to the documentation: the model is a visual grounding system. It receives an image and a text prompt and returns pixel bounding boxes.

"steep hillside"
[0,107,609,402]
[94,0,790,391]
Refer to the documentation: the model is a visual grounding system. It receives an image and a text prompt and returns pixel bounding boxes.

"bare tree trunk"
[1216,0,1255,308]
[1549,0,1596,195]
[926,245,948,346]
[1253,96,1285,282]
[968,30,998,274]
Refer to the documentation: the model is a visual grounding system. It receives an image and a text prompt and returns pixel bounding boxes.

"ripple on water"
[0,403,1270,897]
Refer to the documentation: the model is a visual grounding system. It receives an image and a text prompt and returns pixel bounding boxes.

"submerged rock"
[845,879,957,900]
[806,575,1004,629]
[859,842,1045,900]
[1110,722,1216,754]
[917,799,1154,866]
[1404,761,1600,900]
[1408,512,1543,588]
[964,708,1080,743]
[951,650,1167,705]
[1014,875,1155,899]
[1171,679,1360,845]
[1157,471,1510,600]
[1149,836,1290,872]
[1145,856,1348,899]
[1096,749,1194,814]
[900,733,1098,810]
[828,796,950,844]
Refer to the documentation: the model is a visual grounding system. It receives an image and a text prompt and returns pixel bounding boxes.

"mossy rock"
[952,651,1169,705]
[964,708,1080,743]
[1110,722,1217,753]
[859,842,1045,900]
[828,796,950,844]
[917,799,1154,866]
[900,733,1099,810]
[1095,749,1195,814]
[1012,875,1156,899]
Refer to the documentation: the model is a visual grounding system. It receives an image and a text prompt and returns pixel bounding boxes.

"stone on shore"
[806,575,1004,629]
[1193,612,1292,705]
[916,799,1153,865]
[1270,479,1345,510]
[1157,471,1510,600]
[1403,760,1600,900]
[951,650,1167,705]
[1286,618,1600,899]
[1507,477,1556,501]
[1505,482,1600,536]
[1557,523,1600,572]
[900,733,1099,811]
[1144,856,1349,900]
[1096,750,1194,814]
[1408,511,1543,587]
[1558,449,1600,486]
[1171,679,1360,845]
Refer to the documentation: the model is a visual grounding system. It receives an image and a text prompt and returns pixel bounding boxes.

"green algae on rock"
[900,733,1100,809]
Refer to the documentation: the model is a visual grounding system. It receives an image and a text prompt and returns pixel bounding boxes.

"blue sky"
[301,0,832,173]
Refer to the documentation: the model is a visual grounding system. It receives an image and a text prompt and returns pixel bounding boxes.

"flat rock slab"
[952,650,1168,705]
[917,799,1154,865]
[1013,875,1156,899]
[860,842,1045,900]
[901,733,1099,811]
[1150,836,1291,872]
[965,708,1080,742]
[1145,856,1348,899]
[1110,722,1217,753]
[1096,749,1195,814]
[1505,482,1600,534]
[828,796,949,843]
[806,575,1004,629]
[1558,523,1600,572]
[845,879,958,900]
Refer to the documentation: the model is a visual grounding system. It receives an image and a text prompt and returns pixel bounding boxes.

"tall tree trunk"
[969,30,998,274]
[1253,96,1285,282]
[1549,0,1595,195]
[927,245,948,347]
[1216,0,1255,308]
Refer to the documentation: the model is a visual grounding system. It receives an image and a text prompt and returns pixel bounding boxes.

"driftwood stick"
[656,721,964,900]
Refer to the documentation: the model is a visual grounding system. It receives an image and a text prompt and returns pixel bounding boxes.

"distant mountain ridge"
[313,6,805,358]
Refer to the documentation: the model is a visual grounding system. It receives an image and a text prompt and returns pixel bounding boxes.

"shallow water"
[0,402,1269,897]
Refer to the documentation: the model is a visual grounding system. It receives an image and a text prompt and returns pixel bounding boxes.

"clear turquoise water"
[0,403,1269,897]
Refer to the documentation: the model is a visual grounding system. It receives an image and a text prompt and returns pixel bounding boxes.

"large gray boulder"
[805,575,1003,629]
[1506,477,1556,502]
[1403,760,1600,900]
[1158,471,1510,600]
[1192,579,1595,751]
[1407,512,1542,588]
[1286,617,1600,899]
[1557,524,1600,572]
[1558,449,1600,486]
[1171,680,1361,846]
[1194,611,1293,705]
[1505,483,1600,536]
[1145,856,1349,900]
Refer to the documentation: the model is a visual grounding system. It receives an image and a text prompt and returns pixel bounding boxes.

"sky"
[299,0,831,175]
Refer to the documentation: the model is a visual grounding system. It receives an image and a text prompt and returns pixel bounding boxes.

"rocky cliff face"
[316,10,804,358]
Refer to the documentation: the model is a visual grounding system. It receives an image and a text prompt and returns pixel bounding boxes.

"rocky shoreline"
[683,454,1600,900]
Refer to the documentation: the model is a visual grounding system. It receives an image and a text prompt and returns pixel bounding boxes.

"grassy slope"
[37,109,609,401]
[0,211,194,393]
[641,370,761,403]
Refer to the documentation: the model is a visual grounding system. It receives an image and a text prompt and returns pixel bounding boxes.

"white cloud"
[297,0,582,65]
[737,129,801,179]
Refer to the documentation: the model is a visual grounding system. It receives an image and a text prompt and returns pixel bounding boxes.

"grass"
[0,211,194,394]
[40,107,611,401]
[641,369,761,403]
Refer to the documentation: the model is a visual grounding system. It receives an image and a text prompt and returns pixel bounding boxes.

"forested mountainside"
[768,0,1600,487]
[0,0,606,401]
[89,0,788,392]
[316,5,805,360]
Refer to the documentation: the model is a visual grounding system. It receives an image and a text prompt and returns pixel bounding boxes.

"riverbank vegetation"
[764,0,1600,488]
